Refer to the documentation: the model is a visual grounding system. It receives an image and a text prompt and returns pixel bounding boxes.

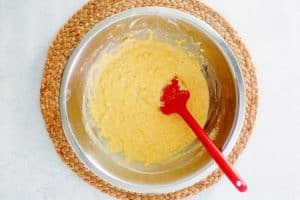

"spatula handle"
[178,106,247,192]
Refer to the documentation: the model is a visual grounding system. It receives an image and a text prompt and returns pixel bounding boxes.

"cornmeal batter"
[87,36,209,165]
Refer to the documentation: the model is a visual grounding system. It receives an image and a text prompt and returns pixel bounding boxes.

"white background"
[1,0,300,199]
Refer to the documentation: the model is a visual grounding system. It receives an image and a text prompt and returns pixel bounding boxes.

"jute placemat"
[40,0,258,199]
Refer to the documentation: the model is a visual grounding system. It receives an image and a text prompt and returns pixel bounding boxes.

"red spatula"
[160,76,247,192]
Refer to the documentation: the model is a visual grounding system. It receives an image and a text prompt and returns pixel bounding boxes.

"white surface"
[0,0,300,199]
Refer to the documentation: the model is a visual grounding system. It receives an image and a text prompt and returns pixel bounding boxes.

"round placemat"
[40,0,258,199]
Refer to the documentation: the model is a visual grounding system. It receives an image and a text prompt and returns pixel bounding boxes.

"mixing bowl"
[60,7,245,193]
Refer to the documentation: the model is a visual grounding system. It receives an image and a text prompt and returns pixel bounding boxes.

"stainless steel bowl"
[60,7,245,194]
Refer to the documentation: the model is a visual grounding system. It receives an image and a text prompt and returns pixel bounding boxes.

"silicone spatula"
[160,76,247,192]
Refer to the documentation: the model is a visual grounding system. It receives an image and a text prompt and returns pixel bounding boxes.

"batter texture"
[87,37,209,165]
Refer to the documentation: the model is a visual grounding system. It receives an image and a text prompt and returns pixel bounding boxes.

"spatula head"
[160,76,190,115]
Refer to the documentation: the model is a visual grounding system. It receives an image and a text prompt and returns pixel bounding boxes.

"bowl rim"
[59,6,246,194]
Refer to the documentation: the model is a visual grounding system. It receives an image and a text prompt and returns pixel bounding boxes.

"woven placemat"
[40,0,258,199]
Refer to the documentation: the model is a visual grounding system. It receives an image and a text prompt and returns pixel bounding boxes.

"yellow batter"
[87,35,209,165]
